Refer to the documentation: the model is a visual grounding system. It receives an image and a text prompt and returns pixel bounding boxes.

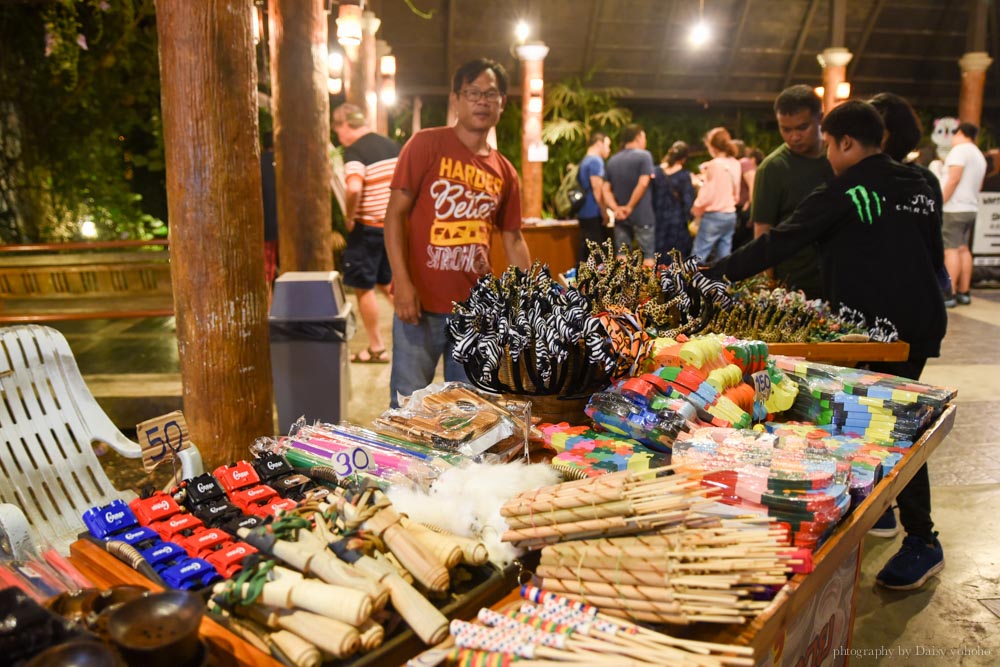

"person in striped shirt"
[334,103,400,363]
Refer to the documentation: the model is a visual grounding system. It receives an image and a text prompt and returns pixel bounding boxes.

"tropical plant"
[0,0,165,243]
[540,73,632,217]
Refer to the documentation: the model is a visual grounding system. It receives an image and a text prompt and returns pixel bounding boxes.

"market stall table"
[767,341,910,364]
[68,538,281,667]
[488,404,955,666]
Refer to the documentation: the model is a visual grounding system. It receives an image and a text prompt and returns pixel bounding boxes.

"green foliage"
[540,74,633,217]
[0,0,165,242]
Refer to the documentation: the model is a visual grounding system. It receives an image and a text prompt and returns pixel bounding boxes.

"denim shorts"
[389,312,469,408]
[612,220,656,261]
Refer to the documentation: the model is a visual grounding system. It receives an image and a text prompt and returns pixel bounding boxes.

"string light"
[688,0,710,48]
[515,21,530,43]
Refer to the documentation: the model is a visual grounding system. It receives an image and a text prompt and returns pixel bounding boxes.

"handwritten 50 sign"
[137,411,192,472]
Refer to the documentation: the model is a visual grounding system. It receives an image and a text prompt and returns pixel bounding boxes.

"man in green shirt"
[751,85,833,298]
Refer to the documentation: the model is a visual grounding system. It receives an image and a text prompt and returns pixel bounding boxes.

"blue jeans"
[692,211,737,263]
[389,312,469,408]
[612,220,656,261]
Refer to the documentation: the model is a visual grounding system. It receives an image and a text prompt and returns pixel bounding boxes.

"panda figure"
[928,116,959,183]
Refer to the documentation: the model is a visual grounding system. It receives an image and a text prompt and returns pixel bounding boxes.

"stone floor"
[41,288,1000,665]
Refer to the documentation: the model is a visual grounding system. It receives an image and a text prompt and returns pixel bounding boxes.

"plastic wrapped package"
[773,356,956,442]
[672,427,852,549]
[373,382,531,461]
[263,424,451,491]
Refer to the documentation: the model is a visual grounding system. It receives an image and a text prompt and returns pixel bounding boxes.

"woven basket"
[502,392,590,426]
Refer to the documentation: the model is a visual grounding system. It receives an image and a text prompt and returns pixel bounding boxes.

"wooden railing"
[0,240,174,322]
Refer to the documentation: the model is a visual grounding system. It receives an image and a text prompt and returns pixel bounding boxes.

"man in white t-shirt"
[941,122,987,307]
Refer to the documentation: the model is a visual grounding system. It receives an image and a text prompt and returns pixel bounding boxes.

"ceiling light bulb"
[689,21,710,47]
[515,21,530,43]
[327,51,343,76]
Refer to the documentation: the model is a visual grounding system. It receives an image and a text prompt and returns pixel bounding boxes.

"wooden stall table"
[767,341,910,365]
[489,220,580,276]
[489,404,956,667]
[69,538,281,667]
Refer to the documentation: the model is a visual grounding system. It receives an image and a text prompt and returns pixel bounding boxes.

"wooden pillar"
[360,12,380,126]
[375,41,391,135]
[516,42,549,220]
[155,0,274,467]
[412,96,423,134]
[958,1,993,126]
[959,53,993,126]
[817,0,851,114]
[818,48,853,113]
[270,0,333,273]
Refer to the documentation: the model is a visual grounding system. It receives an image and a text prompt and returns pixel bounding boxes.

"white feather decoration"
[386,462,560,568]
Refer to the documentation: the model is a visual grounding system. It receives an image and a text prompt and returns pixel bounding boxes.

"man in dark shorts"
[603,124,657,266]
[751,85,833,298]
[334,103,399,363]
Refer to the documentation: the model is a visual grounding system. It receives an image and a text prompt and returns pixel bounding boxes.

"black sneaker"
[876,533,944,590]
[869,507,900,538]
[956,292,971,305]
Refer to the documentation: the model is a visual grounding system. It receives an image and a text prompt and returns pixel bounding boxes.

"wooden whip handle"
[399,518,462,569]
[261,579,373,627]
[307,552,390,611]
[270,629,322,667]
[366,508,450,592]
[354,555,448,645]
[273,608,361,659]
[265,538,315,572]
[402,519,489,566]
[379,570,449,645]
[357,619,384,651]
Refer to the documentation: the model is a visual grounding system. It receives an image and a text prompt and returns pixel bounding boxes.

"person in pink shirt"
[691,127,742,262]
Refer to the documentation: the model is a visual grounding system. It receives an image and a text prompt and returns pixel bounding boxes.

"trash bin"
[269,271,356,433]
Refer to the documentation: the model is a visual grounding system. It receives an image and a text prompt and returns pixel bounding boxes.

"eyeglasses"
[460,88,503,103]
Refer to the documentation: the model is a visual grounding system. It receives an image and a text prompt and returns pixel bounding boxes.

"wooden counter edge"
[767,341,910,363]
[731,403,956,657]
[69,539,282,667]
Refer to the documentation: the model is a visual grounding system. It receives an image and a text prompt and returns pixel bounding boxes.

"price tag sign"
[331,447,373,479]
[751,371,772,403]
[137,410,192,472]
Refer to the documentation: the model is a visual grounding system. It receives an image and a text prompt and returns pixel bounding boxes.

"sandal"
[351,347,389,364]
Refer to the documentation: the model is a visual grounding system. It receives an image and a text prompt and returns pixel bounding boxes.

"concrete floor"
[46,288,1000,665]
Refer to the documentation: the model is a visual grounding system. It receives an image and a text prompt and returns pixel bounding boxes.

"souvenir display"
[774,357,957,443]
[705,279,900,343]
[541,423,671,478]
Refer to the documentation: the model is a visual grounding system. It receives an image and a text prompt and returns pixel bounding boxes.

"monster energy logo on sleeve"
[846,186,883,224]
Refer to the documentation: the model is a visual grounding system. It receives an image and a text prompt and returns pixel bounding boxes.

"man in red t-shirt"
[384,58,531,407]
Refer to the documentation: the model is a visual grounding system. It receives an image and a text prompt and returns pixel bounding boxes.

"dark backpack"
[554,162,586,219]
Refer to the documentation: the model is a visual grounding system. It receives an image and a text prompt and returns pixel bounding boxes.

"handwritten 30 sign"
[137,410,191,472]
[331,447,373,478]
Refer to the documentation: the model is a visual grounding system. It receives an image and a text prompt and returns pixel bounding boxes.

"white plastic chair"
[0,325,203,558]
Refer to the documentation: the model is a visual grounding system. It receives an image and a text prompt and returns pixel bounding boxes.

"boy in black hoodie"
[706,100,947,590]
